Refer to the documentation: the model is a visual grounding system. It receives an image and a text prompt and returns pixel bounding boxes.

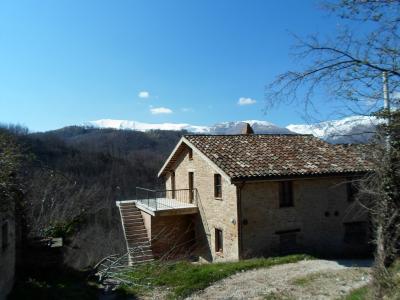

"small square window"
[279,181,294,207]
[215,228,223,253]
[276,229,300,254]
[214,174,222,198]
[344,222,367,244]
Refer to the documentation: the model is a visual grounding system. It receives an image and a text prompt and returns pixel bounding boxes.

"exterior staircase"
[118,202,154,265]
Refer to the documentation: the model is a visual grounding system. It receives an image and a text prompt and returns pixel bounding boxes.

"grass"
[343,286,370,300]
[291,270,349,287]
[118,254,311,299]
[343,260,400,300]
[264,291,296,300]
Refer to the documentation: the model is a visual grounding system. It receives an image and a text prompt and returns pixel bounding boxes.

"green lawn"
[343,286,370,300]
[117,254,311,299]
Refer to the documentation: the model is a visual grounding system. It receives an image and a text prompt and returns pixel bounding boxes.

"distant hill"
[19,127,185,269]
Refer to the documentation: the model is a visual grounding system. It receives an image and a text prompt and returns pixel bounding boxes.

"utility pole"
[383,71,391,149]
[383,71,390,112]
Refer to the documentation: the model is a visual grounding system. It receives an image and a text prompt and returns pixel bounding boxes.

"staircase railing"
[134,187,198,211]
[194,189,211,238]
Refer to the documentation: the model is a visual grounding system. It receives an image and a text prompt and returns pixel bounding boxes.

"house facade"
[117,128,373,263]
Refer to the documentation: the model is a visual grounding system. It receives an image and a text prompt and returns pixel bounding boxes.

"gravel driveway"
[186,259,371,300]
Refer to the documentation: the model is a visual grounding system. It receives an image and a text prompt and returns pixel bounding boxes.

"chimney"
[241,123,254,135]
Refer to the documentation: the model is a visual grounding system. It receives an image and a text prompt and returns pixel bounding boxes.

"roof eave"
[230,170,373,183]
[157,137,186,177]
[158,136,232,183]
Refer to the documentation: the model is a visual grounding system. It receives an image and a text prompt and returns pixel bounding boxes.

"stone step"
[127,241,151,247]
[125,227,147,233]
[121,212,142,217]
[128,244,152,250]
[120,210,140,215]
[125,228,147,234]
[128,248,152,254]
[124,225,145,231]
[130,258,154,265]
[130,254,154,261]
[120,208,140,213]
[120,204,138,208]
[122,219,143,223]
[125,231,148,237]
[127,239,149,245]
[128,243,152,249]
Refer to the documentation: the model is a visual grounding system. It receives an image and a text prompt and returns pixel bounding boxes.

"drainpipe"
[236,182,245,260]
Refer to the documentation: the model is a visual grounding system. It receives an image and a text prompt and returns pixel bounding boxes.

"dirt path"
[186,259,371,300]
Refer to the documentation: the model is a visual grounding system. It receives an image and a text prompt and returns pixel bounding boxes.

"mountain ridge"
[86,115,380,143]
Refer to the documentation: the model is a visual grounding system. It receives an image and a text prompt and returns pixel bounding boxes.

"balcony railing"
[133,187,198,211]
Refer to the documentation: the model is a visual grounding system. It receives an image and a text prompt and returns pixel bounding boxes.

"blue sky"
[0,0,346,131]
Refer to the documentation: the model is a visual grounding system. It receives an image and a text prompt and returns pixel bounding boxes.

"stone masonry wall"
[165,144,239,262]
[240,177,370,258]
[151,214,195,259]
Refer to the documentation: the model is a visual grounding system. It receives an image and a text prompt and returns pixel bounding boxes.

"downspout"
[236,181,245,260]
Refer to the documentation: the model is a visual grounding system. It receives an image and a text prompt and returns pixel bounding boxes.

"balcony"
[116,187,199,216]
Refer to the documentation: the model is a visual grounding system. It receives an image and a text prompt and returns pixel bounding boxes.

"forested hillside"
[14,126,184,268]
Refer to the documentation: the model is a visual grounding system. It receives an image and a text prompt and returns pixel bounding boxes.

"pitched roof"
[178,134,373,180]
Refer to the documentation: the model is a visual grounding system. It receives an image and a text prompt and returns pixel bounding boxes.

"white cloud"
[181,107,193,112]
[238,97,257,106]
[392,91,400,100]
[150,107,173,114]
[138,91,150,99]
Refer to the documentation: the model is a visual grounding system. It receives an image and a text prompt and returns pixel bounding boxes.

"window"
[347,179,358,202]
[279,181,294,207]
[344,222,367,244]
[188,148,193,160]
[215,228,223,253]
[276,229,300,254]
[2,222,9,251]
[171,171,176,199]
[214,174,222,198]
[188,172,194,203]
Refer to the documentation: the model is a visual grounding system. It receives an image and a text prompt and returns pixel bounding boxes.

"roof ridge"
[183,133,314,137]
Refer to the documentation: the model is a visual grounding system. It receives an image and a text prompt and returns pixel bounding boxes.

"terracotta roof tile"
[184,134,373,180]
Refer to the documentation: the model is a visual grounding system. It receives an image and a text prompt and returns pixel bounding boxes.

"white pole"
[383,71,390,112]
[382,71,391,149]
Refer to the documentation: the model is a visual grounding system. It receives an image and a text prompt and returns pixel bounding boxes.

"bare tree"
[0,129,22,214]
[266,1,400,297]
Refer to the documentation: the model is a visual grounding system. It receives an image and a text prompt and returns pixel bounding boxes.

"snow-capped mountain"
[87,119,292,135]
[87,116,381,143]
[87,119,210,133]
[209,120,293,134]
[287,116,381,144]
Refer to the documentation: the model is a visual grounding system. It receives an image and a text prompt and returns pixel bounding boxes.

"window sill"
[279,205,294,209]
[215,251,224,257]
[214,197,223,201]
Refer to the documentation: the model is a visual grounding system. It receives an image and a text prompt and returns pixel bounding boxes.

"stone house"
[117,126,373,263]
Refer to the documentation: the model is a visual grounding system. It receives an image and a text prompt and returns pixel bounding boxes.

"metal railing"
[134,187,198,211]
